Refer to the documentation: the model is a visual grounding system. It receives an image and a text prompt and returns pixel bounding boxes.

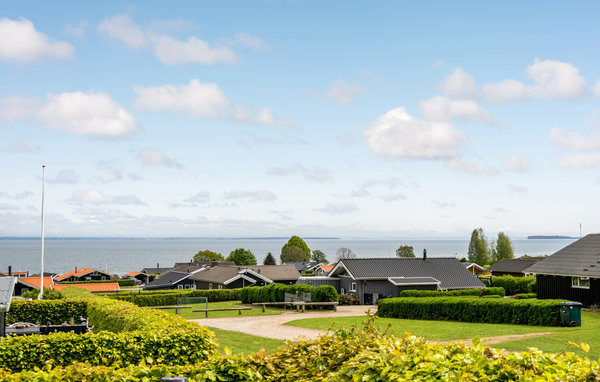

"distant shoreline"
[527,235,578,240]
[0,236,342,241]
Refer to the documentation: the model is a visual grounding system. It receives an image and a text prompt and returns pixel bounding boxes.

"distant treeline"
[527,235,577,239]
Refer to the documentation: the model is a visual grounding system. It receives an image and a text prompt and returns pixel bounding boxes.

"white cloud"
[481,79,527,103]
[233,32,270,51]
[560,153,600,168]
[68,189,145,205]
[224,190,276,202]
[47,170,79,184]
[445,159,498,175]
[0,191,33,200]
[594,80,600,96]
[317,203,358,215]
[151,35,236,65]
[503,156,530,172]
[550,127,600,151]
[438,68,478,98]
[0,17,73,62]
[171,191,210,208]
[0,96,42,121]
[135,79,230,118]
[363,107,464,160]
[432,200,455,208]
[314,79,364,105]
[380,193,406,202]
[64,21,89,39]
[233,106,293,126]
[507,184,528,193]
[267,163,331,182]
[98,14,148,50]
[419,96,493,123]
[136,149,180,168]
[525,58,586,99]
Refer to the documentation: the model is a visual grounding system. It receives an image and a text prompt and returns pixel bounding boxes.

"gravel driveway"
[190,305,377,341]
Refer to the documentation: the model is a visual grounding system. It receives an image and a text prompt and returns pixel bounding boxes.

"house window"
[177,285,184,289]
[350,282,356,292]
[208,283,213,290]
[340,288,345,294]
[185,284,191,289]
[572,277,590,289]
[218,284,223,289]
[85,277,91,281]
[101,276,106,280]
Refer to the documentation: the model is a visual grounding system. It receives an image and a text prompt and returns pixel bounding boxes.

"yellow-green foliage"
[7,299,87,325]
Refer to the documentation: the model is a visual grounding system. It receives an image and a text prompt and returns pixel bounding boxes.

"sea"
[0,237,577,276]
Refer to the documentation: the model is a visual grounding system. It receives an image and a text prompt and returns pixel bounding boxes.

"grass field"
[287,311,600,358]
[209,327,284,355]
[158,300,281,319]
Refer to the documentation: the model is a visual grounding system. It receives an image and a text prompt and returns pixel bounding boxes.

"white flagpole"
[38,165,45,300]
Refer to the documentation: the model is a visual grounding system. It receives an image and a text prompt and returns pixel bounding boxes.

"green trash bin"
[557,302,583,327]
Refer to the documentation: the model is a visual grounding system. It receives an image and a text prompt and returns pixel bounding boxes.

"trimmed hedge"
[58,279,136,287]
[0,296,217,372]
[6,299,87,325]
[240,283,339,304]
[377,297,566,326]
[490,276,536,295]
[111,288,240,306]
[515,293,537,299]
[398,287,505,298]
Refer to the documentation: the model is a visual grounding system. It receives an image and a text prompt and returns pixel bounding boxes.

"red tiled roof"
[55,267,109,281]
[320,264,335,272]
[18,277,54,289]
[124,271,143,277]
[52,283,120,292]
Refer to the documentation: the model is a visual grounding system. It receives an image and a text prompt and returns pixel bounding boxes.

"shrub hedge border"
[398,287,505,298]
[240,283,338,304]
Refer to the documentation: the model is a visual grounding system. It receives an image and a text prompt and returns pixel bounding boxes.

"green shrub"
[110,288,240,306]
[240,283,338,304]
[58,279,136,287]
[398,287,505,298]
[515,293,537,299]
[338,294,360,305]
[6,299,87,325]
[481,295,501,298]
[377,297,565,326]
[312,285,339,303]
[20,288,62,300]
[490,276,535,295]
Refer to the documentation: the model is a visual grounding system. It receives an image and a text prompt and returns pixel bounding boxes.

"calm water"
[0,237,576,276]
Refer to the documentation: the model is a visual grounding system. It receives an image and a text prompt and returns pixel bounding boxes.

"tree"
[311,249,329,264]
[396,245,415,258]
[226,248,257,266]
[493,232,514,263]
[335,247,356,261]
[193,249,224,263]
[468,228,490,266]
[281,235,311,263]
[263,252,277,265]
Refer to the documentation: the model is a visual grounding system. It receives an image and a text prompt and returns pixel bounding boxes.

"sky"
[1,1,599,239]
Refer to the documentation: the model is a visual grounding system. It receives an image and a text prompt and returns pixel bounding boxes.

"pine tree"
[263,252,277,265]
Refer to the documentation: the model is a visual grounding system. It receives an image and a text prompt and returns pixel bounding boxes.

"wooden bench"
[299,301,339,312]
[193,307,252,318]
[252,301,303,312]
[152,306,192,315]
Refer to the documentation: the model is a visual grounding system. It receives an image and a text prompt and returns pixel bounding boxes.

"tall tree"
[263,252,277,265]
[493,232,514,263]
[311,249,329,264]
[468,228,490,266]
[396,245,415,258]
[335,247,356,261]
[193,249,224,263]
[226,248,257,266]
[281,235,311,263]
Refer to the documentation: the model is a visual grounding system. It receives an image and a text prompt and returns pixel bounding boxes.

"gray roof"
[388,277,440,286]
[244,265,300,281]
[330,258,484,290]
[190,265,299,284]
[487,257,543,274]
[286,262,321,272]
[141,267,172,275]
[190,266,246,284]
[525,234,600,277]
[143,271,190,290]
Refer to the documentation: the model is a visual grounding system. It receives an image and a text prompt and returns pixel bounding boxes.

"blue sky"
[1,1,599,238]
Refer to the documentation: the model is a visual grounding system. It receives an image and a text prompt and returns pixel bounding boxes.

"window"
[177,285,184,289]
[218,284,223,289]
[85,277,91,281]
[101,276,106,280]
[340,288,345,294]
[350,282,356,292]
[572,277,590,289]
[184,284,191,289]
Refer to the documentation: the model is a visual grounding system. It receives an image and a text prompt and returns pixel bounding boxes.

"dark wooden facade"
[536,274,600,306]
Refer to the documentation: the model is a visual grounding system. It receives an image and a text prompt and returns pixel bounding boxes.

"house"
[464,263,491,276]
[123,271,150,285]
[143,270,201,291]
[525,234,600,306]
[141,266,172,275]
[1,269,29,278]
[303,256,485,304]
[12,276,55,296]
[286,261,322,274]
[190,264,301,290]
[52,282,120,293]
[316,264,335,276]
[487,257,544,277]
[54,267,113,282]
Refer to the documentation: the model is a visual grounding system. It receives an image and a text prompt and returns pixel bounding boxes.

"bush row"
[488,276,536,295]
[515,293,537,299]
[377,297,565,326]
[110,288,240,306]
[398,287,505,298]
[58,279,136,287]
[240,283,338,304]
[6,299,87,325]
[0,296,217,372]
[1,317,599,381]
[338,293,360,305]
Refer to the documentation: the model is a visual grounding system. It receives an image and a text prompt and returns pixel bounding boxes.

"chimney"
[75,266,78,272]
[157,263,159,272]
[423,249,427,261]
[8,266,11,276]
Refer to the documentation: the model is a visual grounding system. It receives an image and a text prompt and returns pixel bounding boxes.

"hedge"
[490,276,536,295]
[398,287,505,298]
[515,293,537,299]
[377,297,566,326]
[1,317,600,381]
[110,288,240,306]
[6,299,87,325]
[240,283,339,304]
[0,296,217,372]
[57,279,136,287]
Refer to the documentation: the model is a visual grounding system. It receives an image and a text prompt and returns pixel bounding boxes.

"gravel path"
[189,305,377,341]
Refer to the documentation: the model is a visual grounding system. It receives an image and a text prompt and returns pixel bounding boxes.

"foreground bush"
[110,288,240,306]
[240,283,339,304]
[1,316,599,381]
[58,279,135,287]
[6,299,87,325]
[490,275,535,295]
[399,287,505,298]
[377,296,565,326]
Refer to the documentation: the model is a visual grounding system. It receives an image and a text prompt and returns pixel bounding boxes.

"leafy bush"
[6,299,87,325]
[398,287,505,298]
[57,279,136,287]
[21,288,62,300]
[240,283,338,304]
[515,293,537,299]
[377,297,566,326]
[312,285,339,303]
[110,288,240,306]
[490,276,535,295]
[338,293,360,305]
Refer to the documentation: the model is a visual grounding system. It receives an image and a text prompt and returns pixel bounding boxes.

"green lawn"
[209,327,284,355]
[287,311,600,358]
[160,300,281,319]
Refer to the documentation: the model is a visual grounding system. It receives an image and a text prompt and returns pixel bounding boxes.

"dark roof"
[244,265,300,281]
[143,271,190,290]
[286,262,321,272]
[171,263,206,274]
[141,267,172,274]
[190,266,244,284]
[525,234,600,277]
[487,257,544,274]
[388,277,440,286]
[190,264,299,284]
[330,258,484,290]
